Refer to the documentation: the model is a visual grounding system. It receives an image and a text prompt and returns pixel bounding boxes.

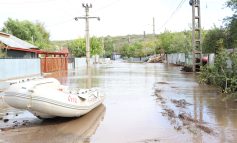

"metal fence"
[0,57,110,81]
[74,57,100,68]
[75,58,89,68]
[0,58,41,80]
[167,53,186,65]
[166,53,215,66]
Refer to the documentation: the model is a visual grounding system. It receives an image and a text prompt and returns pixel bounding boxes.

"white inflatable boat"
[3,78,105,119]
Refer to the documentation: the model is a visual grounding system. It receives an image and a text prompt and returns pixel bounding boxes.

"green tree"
[133,42,143,58]
[226,0,237,13]
[142,41,156,56]
[90,37,104,56]
[183,30,193,53]
[229,49,237,92]
[120,43,136,58]
[202,27,227,53]
[104,36,114,58]
[120,44,129,57]
[170,32,191,53]
[157,31,192,54]
[120,42,146,58]
[0,43,6,58]
[68,37,103,57]
[0,49,6,58]
[68,38,86,57]
[158,31,174,53]
[1,18,51,50]
[226,0,237,48]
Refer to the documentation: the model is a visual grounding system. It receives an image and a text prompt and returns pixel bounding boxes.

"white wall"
[0,59,40,80]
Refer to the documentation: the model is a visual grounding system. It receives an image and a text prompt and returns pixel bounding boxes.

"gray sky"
[0,0,233,40]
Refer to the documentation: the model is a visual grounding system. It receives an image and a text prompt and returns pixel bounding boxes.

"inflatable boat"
[3,78,105,119]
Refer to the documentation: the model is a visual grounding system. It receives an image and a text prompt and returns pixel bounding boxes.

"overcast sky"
[0,0,233,40]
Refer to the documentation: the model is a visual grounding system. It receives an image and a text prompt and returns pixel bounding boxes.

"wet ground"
[0,62,237,143]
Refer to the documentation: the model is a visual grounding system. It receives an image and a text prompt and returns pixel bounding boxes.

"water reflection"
[0,105,105,143]
[43,67,94,88]
[86,66,92,88]
[44,70,68,84]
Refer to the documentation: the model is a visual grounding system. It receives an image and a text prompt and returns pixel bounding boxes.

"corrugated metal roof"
[0,32,37,49]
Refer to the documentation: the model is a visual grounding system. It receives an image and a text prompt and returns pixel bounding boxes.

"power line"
[157,0,187,32]
[93,0,121,12]
[46,18,74,28]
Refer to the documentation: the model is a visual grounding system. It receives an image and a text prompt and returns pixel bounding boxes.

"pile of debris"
[147,55,164,63]
[171,99,192,108]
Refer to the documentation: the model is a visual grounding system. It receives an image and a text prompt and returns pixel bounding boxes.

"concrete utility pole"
[75,3,100,67]
[189,0,202,72]
[153,17,155,36]
[143,31,146,40]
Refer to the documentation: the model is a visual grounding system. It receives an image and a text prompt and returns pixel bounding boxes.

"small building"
[0,32,38,58]
[0,32,70,73]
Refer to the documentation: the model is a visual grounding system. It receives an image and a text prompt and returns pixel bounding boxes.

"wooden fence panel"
[41,57,68,73]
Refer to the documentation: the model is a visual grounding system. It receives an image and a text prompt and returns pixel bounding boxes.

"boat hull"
[3,78,105,118]
[4,93,104,118]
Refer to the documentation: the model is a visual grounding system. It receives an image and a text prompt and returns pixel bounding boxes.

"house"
[0,32,38,58]
[0,32,70,73]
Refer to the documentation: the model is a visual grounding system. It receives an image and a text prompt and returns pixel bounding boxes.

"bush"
[199,40,237,94]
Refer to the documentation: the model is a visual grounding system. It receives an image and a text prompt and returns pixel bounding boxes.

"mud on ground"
[154,81,214,135]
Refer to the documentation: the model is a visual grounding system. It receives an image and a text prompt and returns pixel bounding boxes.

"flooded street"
[1,62,237,143]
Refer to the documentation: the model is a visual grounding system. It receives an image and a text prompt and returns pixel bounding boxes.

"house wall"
[6,50,37,58]
[0,59,41,80]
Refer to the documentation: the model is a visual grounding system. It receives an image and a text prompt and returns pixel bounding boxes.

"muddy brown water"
[0,62,237,143]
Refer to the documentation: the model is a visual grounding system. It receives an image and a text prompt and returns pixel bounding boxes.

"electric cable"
[157,0,188,32]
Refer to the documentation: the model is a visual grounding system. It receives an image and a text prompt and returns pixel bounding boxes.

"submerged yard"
[0,62,237,143]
